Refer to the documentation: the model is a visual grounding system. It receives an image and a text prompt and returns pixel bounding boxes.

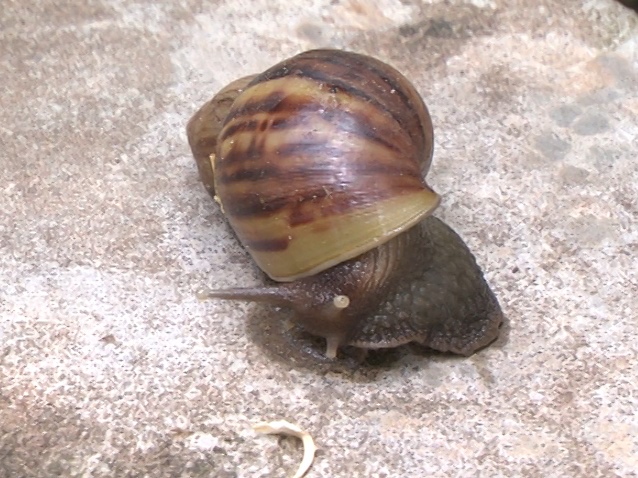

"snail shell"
[187,49,502,359]
[213,49,439,281]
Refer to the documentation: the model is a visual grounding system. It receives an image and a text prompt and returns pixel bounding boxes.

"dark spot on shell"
[245,236,290,252]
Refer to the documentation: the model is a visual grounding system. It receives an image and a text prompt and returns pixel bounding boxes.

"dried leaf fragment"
[253,420,317,478]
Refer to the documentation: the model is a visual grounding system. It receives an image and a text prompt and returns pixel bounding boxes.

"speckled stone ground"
[1,1,637,477]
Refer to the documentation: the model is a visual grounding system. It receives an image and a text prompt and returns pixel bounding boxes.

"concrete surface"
[1,0,637,477]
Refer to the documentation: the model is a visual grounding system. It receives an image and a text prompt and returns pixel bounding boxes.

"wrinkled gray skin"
[347,216,503,356]
[201,216,503,359]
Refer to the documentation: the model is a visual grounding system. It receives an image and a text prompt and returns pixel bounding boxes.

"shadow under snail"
[187,49,503,359]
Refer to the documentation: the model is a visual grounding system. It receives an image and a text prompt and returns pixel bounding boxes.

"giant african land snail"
[187,49,502,359]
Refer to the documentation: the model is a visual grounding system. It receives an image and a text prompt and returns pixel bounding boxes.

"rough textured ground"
[1,0,637,477]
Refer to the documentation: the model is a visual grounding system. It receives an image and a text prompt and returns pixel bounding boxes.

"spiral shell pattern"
[214,49,440,281]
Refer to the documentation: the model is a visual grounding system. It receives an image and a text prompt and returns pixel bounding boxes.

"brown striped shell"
[212,49,440,281]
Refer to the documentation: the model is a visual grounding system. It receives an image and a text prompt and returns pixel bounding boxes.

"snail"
[187,49,503,359]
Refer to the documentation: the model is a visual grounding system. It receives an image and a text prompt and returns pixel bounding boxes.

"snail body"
[187,49,502,359]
